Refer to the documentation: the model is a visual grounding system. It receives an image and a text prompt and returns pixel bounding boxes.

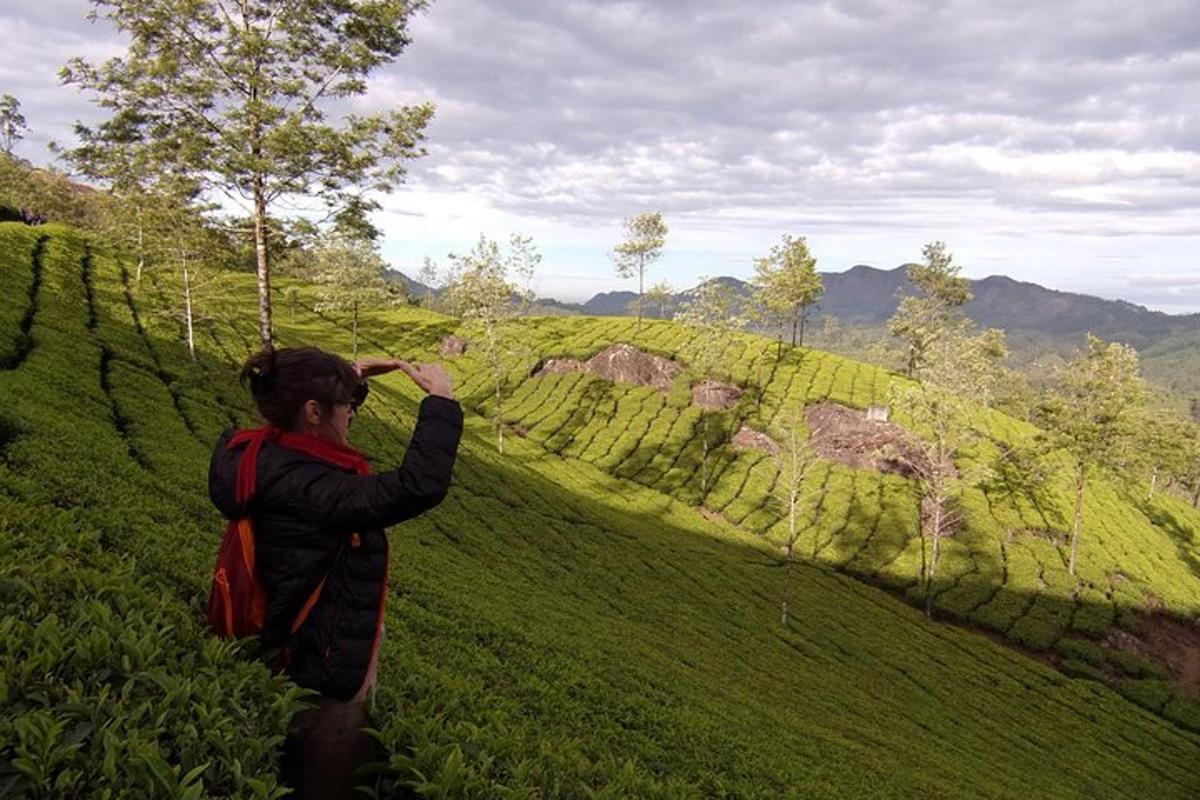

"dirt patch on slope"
[1107,613,1200,699]
[805,402,932,478]
[439,335,468,356]
[534,343,683,391]
[692,379,743,410]
[731,425,779,456]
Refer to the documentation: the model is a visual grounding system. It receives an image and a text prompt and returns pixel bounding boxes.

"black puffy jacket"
[208,394,463,700]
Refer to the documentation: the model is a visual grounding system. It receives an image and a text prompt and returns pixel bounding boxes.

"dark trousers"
[281,696,379,800]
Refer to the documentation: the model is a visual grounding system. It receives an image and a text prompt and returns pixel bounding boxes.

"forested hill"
[5,222,1200,798]
[509,266,1200,349]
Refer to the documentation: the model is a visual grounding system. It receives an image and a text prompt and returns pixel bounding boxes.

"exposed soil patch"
[534,343,683,392]
[731,425,779,456]
[698,506,730,526]
[439,335,468,357]
[505,421,529,438]
[805,402,932,478]
[1106,613,1200,699]
[692,380,743,411]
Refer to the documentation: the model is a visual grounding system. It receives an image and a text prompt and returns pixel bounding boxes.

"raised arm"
[279,394,463,530]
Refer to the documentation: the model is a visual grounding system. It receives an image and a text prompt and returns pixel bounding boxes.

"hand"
[396,361,455,400]
[353,357,405,380]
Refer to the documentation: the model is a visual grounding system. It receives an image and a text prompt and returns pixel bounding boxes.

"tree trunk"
[1069,467,1085,576]
[1192,483,1199,509]
[925,498,942,618]
[790,315,798,347]
[636,260,644,336]
[797,306,807,347]
[183,255,195,362]
[780,541,793,626]
[1148,467,1158,501]
[135,204,144,290]
[352,300,358,361]
[495,368,504,455]
[253,177,273,348]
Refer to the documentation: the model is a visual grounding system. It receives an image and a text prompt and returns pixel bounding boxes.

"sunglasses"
[338,382,369,412]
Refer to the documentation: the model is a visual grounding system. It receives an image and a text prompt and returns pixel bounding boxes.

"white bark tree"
[444,233,540,453]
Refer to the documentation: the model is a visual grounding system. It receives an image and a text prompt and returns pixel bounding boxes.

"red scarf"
[227,426,371,511]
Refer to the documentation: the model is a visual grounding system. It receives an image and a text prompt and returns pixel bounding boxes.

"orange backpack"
[207,426,369,640]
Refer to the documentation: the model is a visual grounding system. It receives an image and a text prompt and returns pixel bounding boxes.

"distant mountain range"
[390,265,1200,350]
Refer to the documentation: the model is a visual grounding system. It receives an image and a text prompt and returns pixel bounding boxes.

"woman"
[208,345,462,799]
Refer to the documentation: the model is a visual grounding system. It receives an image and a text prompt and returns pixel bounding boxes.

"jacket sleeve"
[278,395,464,531]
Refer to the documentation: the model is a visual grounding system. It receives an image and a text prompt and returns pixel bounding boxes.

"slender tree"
[311,235,396,361]
[1181,423,1200,509]
[444,233,540,453]
[0,95,29,155]
[753,234,824,350]
[642,279,675,320]
[888,241,972,377]
[677,278,746,498]
[1133,409,1193,502]
[612,212,668,336]
[766,403,822,626]
[139,179,223,361]
[1036,335,1145,576]
[62,0,435,347]
[58,108,188,289]
[418,256,441,308]
[887,329,1004,616]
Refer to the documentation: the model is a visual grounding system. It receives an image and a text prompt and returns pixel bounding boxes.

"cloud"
[2,0,1198,310]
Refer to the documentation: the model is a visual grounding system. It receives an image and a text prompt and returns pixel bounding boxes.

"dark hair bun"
[239,345,359,430]
[240,346,279,398]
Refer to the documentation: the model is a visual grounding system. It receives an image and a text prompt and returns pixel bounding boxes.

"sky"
[1,1,1198,312]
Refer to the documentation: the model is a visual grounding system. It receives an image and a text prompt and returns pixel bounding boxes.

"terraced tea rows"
[2,223,1199,797]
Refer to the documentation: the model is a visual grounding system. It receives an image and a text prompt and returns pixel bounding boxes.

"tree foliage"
[888,328,1005,615]
[0,94,28,155]
[1036,335,1145,575]
[766,403,822,626]
[62,0,435,347]
[677,278,746,496]
[641,279,675,320]
[888,241,972,377]
[311,235,397,361]
[752,234,823,348]
[444,233,540,453]
[612,212,667,336]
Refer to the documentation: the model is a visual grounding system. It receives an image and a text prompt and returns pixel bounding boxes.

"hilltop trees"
[63,0,434,348]
[445,233,540,453]
[1037,335,1145,575]
[613,212,668,336]
[311,236,396,361]
[752,234,824,349]
[0,95,28,155]
[888,241,972,377]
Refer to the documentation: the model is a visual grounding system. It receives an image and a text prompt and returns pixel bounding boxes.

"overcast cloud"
[2,0,1198,310]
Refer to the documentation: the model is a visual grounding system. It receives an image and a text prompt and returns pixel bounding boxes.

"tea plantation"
[2,222,1199,798]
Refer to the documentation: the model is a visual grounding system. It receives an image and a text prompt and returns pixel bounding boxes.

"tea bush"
[4,224,1200,797]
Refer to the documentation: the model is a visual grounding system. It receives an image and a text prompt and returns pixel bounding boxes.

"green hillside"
[3,222,1200,798]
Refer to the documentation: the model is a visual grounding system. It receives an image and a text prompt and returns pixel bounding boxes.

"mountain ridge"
[392,264,1200,348]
